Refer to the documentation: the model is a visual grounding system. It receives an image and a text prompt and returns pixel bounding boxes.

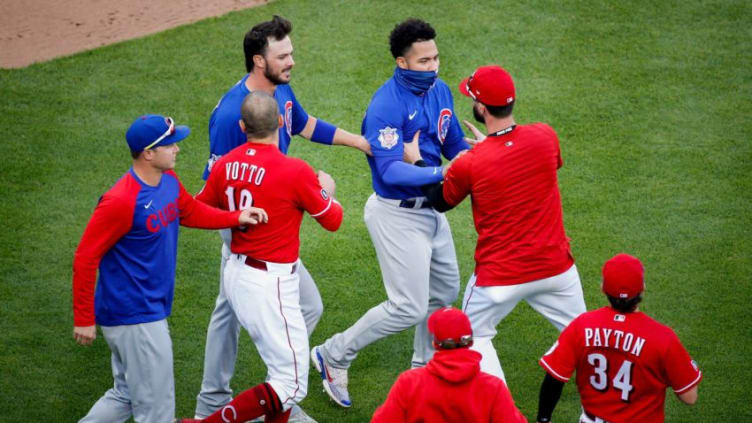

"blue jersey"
[202,74,310,179]
[72,170,241,327]
[362,74,467,199]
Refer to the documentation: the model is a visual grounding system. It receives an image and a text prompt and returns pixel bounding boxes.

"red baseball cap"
[428,307,473,349]
[602,253,645,299]
[458,65,515,107]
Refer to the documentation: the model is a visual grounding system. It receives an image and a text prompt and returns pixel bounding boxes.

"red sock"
[202,383,282,423]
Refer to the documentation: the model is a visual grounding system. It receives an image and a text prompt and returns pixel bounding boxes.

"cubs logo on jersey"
[437,108,452,144]
[284,100,293,139]
[378,127,399,149]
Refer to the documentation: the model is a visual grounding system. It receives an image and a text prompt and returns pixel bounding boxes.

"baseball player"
[537,253,702,423]
[179,91,343,423]
[412,65,587,383]
[73,114,265,423]
[371,307,528,423]
[311,18,469,408]
[195,15,368,422]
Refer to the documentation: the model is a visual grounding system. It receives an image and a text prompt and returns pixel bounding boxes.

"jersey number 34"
[587,353,634,402]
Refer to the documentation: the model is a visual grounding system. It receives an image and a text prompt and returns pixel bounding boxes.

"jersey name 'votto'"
[584,326,646,357]
[224,160,266,185]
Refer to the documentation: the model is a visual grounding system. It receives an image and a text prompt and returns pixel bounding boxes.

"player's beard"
[473,103,485,124]
[264,64,292,85]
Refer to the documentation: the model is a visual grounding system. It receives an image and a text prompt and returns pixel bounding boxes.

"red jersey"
[442,123,573,286]
[197,142,343,263]
[371,348,527,423]
[539,307,702,423]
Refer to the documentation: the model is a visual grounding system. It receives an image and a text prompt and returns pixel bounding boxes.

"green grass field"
[1,0,750,421]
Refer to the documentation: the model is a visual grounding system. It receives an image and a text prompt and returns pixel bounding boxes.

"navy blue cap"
[126,114,190,152]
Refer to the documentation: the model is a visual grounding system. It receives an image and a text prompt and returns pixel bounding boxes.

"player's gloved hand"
[317,170,337,197]
[239,207,269,225]
[462,119,486,146]
[403,130,422,164]
[74,325,96,346]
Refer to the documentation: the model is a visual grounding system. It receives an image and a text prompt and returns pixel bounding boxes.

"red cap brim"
[458,77,472,98]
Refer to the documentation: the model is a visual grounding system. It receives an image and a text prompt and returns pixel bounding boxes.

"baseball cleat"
[310,345,352,408]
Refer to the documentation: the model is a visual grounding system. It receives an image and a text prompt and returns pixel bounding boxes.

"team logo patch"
[614,314,626,322]
[246,148,256,156]
[320,189,329,200]
[378,127,399,149]
[437,108,452,144]
[284,100,293,139]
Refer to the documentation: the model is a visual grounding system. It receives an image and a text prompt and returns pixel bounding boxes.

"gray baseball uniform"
[79,320,174,423]
[321,194,459,368]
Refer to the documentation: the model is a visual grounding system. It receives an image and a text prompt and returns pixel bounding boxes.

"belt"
[237,254,297,274]
[399,198,432,209]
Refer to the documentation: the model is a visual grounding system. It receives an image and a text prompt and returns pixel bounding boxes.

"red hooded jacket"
[371,348,528,423]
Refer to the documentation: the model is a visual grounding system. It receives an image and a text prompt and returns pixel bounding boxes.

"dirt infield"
[0,0,269,69]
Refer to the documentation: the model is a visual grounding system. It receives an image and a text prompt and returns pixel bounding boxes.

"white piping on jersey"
[539,357,570,382]
[673,371,702,393]
[310,197,333,218]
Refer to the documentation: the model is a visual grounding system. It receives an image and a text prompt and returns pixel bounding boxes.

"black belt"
[238,255,297,274]
[399,199,432,209]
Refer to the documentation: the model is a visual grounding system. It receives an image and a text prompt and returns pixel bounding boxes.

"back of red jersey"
[442,123,573,286]
[540,307,702,423]
[197,142,342,263]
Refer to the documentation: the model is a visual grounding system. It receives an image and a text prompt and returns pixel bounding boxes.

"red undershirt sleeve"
[72,194,134,326]
[176,175,240,228]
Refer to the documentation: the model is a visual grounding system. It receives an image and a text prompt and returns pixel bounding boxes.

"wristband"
[310,119,337,145]
[414,159,428,167]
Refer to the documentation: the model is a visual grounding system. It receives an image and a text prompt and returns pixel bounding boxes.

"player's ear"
[278,114,283,128]
[396,56,408,70]
[253,54,266,71]
[239,119,246,133]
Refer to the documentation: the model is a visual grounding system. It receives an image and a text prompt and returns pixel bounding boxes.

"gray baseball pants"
[79,319,174,423]
[195,241,323,418]
[321,193,460,369]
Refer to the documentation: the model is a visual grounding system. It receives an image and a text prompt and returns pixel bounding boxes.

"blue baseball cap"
[126,114,191,152]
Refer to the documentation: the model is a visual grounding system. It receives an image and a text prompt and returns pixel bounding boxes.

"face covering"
[394,66,438,95]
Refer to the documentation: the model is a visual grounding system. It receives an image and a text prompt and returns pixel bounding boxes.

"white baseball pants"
[195,239,322,417]
[222,253,309,411]
[462,264,586,382]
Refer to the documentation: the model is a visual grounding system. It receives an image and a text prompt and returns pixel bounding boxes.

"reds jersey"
[363,72,467,199]
[72,169,241,327]
[442,123,574,286]
[202,74,310,180]
[539,307,702,423]
[197,142,343,263]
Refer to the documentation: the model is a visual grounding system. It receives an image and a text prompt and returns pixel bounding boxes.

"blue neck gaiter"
[394,67,438,95]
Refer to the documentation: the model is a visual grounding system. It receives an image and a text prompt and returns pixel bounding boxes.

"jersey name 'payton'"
[584,326,646,357]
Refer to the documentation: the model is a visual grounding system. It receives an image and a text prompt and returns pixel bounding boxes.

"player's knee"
[395,301,428,326]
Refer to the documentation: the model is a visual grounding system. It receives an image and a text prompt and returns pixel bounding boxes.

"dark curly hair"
[243,15,293,72]
[389,18,436,59]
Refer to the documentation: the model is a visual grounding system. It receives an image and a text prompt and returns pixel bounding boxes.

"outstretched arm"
[300,116,372,155]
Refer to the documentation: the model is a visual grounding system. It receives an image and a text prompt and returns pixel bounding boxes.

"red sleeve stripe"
[539,357,570,382]
[310,197,333,218]
[673,371,702,393]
